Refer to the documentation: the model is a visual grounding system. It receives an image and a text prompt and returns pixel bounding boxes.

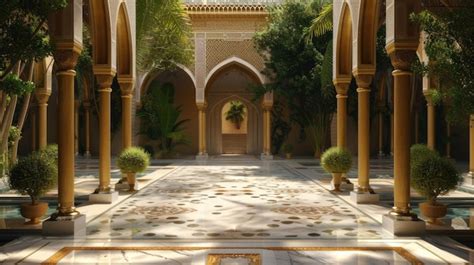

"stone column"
[35,91,51,150]
[89,73,118,203]
[261,104,273,159]
[467,115,474,184]
[74,99,80,155]
[352,75,379,203]
[83,101,91,157]
[390,113,394,156]
[387,48,421,219]
[53,49,81,218]
[334,81,349,148]
[119,79,134,150]
[377,102,384,157]
[196,102,208,160]
[424,92,435,150]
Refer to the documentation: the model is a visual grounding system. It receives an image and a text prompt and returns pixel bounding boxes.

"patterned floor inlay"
[86,163,390,239]
[41,246,422,265]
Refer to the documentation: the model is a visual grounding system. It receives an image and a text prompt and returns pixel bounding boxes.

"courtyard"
[1,157,473,263]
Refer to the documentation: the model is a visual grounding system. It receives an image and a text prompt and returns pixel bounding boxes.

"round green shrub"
[117,147,150,174]
[411,155,462,202]
[321,147,352,173]
[38,144,58,165]
[9,154,57,204]
[410,144,438,167]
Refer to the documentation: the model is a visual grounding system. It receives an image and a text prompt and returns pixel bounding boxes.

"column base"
[350,191,380,204]
[195,153,209,161]
[89,191,118,204]
[382,214,426,236]
[42,214,86,237]
[464,171,474,185]
[84,151,91,158]
[377,151,384,158]
[115,181,140,191]
[260,153,274,160]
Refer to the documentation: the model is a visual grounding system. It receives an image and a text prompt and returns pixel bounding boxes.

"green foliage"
[306,0,332,40]
[137,82,190,157]
[271,100,291,154]
[0,0,67,75]
[136,0,193,72]
[411,5,474,125]
[225,101,246,128]
[9,153,57,204]
[0,74,35,96]
[410,144,438,169]
[38,144,58,166]
[117,147,150,174]
[411,154,462,202]
[8,126,21,148]
[141,144,155,158]
[321,147,352,173]
[253,0,335,155]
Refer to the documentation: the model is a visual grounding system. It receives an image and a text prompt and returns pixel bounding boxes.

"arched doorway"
[221,100,248,154]
[205,63,263,155]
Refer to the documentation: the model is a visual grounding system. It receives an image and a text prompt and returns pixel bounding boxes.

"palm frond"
[307,3,333,42]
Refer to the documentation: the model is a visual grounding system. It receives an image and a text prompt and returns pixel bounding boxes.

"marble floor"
[0,159,471,264]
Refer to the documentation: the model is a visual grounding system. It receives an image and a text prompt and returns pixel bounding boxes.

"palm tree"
[136,0,193,72]
[307,1,333,41]
[225,101,246,130]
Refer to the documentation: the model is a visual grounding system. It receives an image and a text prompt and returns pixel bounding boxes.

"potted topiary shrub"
[282,143,294,159]
[117,147,150,192]
[321,147,352,192]
[411,148,462,224]
[9,154,57,224]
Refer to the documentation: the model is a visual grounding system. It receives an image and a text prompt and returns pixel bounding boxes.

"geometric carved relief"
[206,39,264,75]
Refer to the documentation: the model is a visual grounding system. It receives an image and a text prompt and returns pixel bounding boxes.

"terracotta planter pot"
[286,153,292,159]
[126,172,137,192]
[331,172,343,192]
[420,201,447,224]
[20,202,48,225]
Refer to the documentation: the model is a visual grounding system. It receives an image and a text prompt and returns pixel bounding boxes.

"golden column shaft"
[392,69,413,215]
[56,69,77,215]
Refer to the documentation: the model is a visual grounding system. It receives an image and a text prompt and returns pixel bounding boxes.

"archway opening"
[221,100,248,154]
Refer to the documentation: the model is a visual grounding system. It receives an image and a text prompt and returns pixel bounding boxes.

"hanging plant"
[225,101,246,129]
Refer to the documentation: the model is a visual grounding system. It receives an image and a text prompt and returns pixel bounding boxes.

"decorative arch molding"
[139,65,197,99]
[205,56,266,88]
[89,0,112,68]
[208,94,261,155]
[333,2,353,81]
[33,57,54,92]
[116,2,133,77]
[354,0,379,74]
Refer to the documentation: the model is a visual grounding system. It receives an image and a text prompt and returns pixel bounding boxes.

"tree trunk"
[11,62,35,163]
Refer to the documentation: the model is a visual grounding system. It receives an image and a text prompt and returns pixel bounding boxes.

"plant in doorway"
[321,147,352,192]
[9,153,57,224]
[225,100,246,129]
[410,144,462,224]
[117,147,150,192]
[282,143,294,159]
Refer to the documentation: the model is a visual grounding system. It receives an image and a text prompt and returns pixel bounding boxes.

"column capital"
[95,74,114,89]
[53,41,82,71]
[333,80,350,96]
[118,77,135,96]
[354,74,373,89]
[82,100,91,110]
[386,44,417,71]
[196,102,208,111]
[35,90,51,105]
[423,90,435,106]
[262,102,273,111]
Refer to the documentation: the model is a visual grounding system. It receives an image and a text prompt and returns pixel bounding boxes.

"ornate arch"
[205,56,266,89]
[89,0,112,68]
[139,65,197,99]
[116,2,133,77]
[334,2,353,80]
[356,0,380,72]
